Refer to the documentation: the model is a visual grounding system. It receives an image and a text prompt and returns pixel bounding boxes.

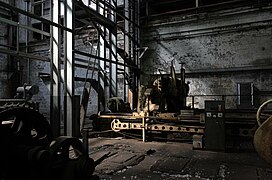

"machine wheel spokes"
[256,99,272,127]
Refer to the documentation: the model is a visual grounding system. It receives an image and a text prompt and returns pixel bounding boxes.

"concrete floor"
[88,137,272,180]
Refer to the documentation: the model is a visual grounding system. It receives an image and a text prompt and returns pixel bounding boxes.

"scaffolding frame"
[0,0,140,136]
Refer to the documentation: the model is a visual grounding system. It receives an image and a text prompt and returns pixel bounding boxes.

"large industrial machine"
[91,64,205,143]
[91,63,262,151]
[0,85,104,180]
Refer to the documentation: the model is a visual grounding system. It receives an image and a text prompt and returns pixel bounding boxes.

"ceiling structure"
[140,0,271,17]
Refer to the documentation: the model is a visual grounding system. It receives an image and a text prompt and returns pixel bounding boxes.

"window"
[32,0,50,40]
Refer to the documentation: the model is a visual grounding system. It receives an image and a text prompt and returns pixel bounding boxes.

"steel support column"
[98,1,106,111]
[110,0,117,97]
[64,0,74,136]
[50,0,61,137]
[124,0,130,103]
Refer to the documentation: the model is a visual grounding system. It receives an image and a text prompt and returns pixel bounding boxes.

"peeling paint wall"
[142,5,272,109]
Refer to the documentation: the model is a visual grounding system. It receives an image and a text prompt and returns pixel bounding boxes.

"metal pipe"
[145,5,272,28]
[185,65,272,75]
[144,0,252,18]
[146,16,272,35]
[146,23,272,42]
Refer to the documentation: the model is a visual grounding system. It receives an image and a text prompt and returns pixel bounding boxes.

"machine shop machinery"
[91,63,261,150]
[0,84,40,111]
[0,107,104,180]
[91,64,206,142]
[0,85,108,180]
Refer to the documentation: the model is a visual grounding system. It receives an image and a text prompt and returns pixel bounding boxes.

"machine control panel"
[204,100,225,151]
[205,100,225,119]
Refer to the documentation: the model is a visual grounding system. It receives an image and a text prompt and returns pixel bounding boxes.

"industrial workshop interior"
[1,0,272,179]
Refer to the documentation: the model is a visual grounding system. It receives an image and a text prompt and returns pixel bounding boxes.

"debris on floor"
[88,137,271,180]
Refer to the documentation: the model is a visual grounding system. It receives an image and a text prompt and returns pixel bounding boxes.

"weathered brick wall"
[21,38,101,120]
[0,0,122,121]
[17,40,51,119]
[141,6,272,109]
[74,37,99,116]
